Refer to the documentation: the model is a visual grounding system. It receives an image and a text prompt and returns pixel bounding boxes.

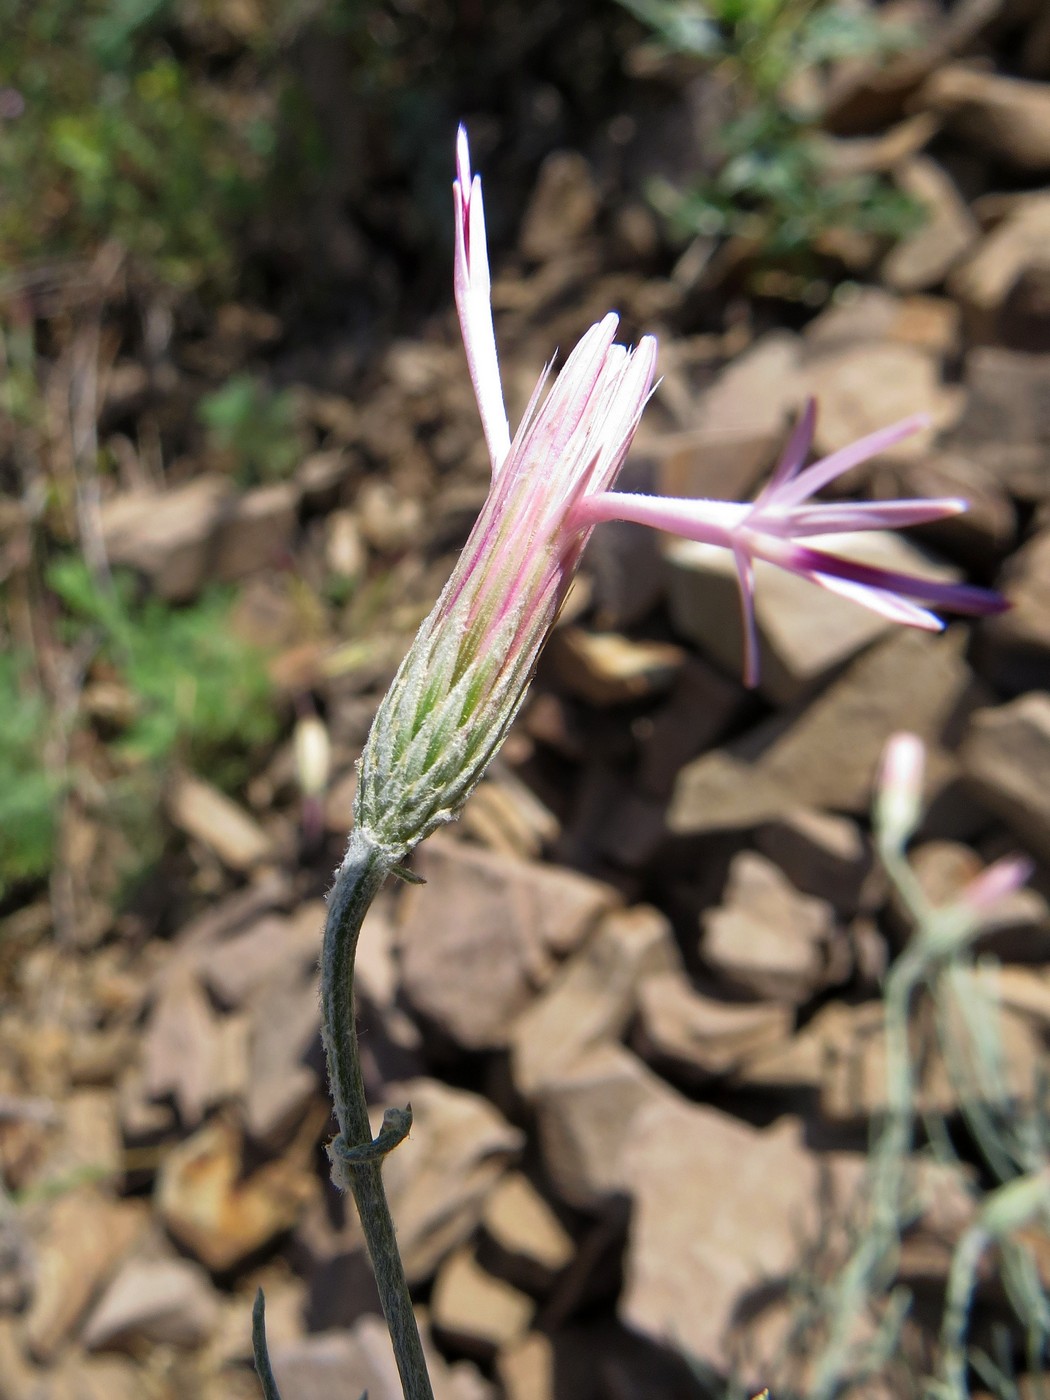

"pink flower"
[353,126,1005,858]
[354,131,656,853]
[572,398,1007,687]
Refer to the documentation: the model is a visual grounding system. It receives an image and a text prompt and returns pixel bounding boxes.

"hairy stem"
[320,826,434,1400]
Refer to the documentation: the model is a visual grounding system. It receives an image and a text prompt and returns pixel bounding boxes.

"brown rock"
[397,839,618,1051]
[617,1098,825,1373]
[544,628,684,707]
[244,972,323,1149]
[479,1171,575,1294]
[197,901,324,1008]
[214,480,299,582]
[961,694,1050,862]
[100,476,232,601]
[460,774,559,861]
[636,657,743,798]
[271,1314,495,1400]
[881,155,977,292]
[803,342,962,458]
[803,286,961,358]
[977,530,1050,694]
[633,971,793,1085]
[921,66,1050,172]
[668,747,796,837]
[380,1079,524,1285]
[510,905,681,1099]
[951,195,1050,344]
[757,628,979,815]
[29,1088,123,1193]
[755,806,871,915]
[143,971,225,1127]
[156,1117,314,1272]
[534,1042,679,1210]
[82,1255,220,1350]
[165,771,274,872]
[519,151,599,262]
[702,851,839,1003]
[692,332,803,441]
[431,1245,534,1358]
[24,1188,145,1362]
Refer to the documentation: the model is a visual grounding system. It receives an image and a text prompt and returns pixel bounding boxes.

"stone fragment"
[356,479,424,554]
[100,476,232,601]
[213,481,300,583]
[29,1088,123,1192]
[82,1256,220,1350]
[618,1098,824,1373]
[380,1079,524,1284]
[198,901,324,1008]
[702,852,839,1003]
[143,971,225,1127]
[804,286,960,357]
[803,342,962,458]
[951,195,1050,344]
[755,806,871,915]
[460,774,559,861]
[244,972,323,1149]
[156,1117,314,1272]
[510,905,681,1099]
[534,1042,679,1210]
[544,628,683,707]
[666,528,957,704]
[881,155,977,292]
[520,151,599,262]
[479,1171,575,1294]
[961,694,1050,862]
[497,1332,555,1400]
[633,971,792,1085]
[272,1314,495,1400]
[165,770,273,871]
[668,748,796,836]
[636,657,743,798]
[397,839,618,1051]
[757,628,978,815]
[431,1246,534,1358]
[654,426,777,508]
[976,530,1050,695]
[24,1188,145,1362]
[693,331,803,440]
[921,67,1050,172]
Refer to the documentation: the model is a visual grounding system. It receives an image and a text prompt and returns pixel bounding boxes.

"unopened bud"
[294,714,331,799]
[958,854,1033,915]
[874,731,925,847]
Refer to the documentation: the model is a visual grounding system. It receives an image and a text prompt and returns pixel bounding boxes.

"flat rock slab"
[397,839,619,1050]
[962,693,1050,862]
[618,1099,826,1374]
[380,1078,524,1285]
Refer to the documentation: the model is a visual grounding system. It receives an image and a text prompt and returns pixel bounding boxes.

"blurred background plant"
[616,0,923,266]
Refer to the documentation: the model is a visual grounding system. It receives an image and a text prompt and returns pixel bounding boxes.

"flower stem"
[320,826,435,1400]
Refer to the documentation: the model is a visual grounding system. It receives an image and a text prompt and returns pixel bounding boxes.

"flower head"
[355,130,656,856]
[352,127,1004,860]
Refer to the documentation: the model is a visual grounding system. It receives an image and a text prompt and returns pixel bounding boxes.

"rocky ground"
[2,3,1050,1399]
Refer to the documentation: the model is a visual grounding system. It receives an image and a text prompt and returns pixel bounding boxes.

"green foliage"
[198,374,304,484]
[616,0,922,267]
[48,557,277,786]
[0,0,272,286]
[0,654,61,900]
